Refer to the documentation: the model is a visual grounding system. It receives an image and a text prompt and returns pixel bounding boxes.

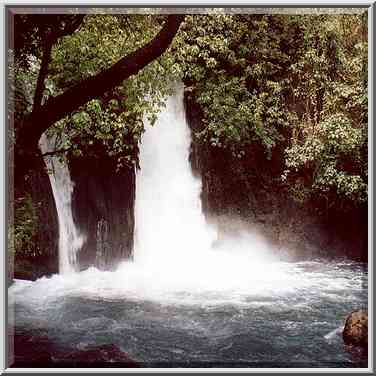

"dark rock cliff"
[184,88,367,261]
[69,155,135,270]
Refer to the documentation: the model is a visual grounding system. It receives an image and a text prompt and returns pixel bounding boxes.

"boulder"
[343,310,368,347]
[13,330,54,366]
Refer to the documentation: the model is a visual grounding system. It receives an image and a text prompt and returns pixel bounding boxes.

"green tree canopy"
[11,11,368,209]
[172,13,367,209]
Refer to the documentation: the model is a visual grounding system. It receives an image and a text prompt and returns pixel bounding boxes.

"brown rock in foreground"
[343,310,368,347]
[60,344,139,366]
[12,330,139,367]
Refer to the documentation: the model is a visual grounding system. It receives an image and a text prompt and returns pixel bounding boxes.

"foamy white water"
[134,84,216,266]
[324,326,344,342]
[9,87,367,367]
[10,87,365,307]
[39,134,85,274]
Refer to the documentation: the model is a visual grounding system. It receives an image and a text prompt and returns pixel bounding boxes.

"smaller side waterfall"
[39,134,85,274]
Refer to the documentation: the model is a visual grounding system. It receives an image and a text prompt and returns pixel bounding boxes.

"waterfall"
[134,84,217,265]
[9,87,367,368]
[120,83,279,299]
[10,86,366,311]
[35,85,277,293]
[39,134,85,274]
[34,85,277,296]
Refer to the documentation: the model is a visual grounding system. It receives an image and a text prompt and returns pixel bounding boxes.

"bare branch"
[32,41,52,111]
[41,147,72,157]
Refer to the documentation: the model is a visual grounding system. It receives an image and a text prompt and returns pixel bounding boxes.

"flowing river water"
[9,86,368,368]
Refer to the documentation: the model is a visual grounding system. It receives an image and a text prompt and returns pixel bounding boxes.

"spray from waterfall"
[39,134,85,274]
[134,83,217,266]
[9,87,367,370]
[10,86,366,310]
[107,83,283,300]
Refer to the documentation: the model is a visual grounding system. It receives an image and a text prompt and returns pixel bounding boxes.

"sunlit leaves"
[173,14,299,158]
[46,15,180,169]
[281,13,367,206]
[173,13,367,208]
[284,113,367,204]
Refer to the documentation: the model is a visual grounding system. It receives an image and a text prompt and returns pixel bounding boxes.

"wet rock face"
[69,155,135,271]
[343,310,368,347]
[184,88,368,262]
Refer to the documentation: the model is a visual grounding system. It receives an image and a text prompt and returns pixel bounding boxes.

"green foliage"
[46,15,180,168]
[172,13,367,209]
[173,14,302,157]
[11,194,39,256]
[50,94,145,169]
[12,12,368,211]
[13,14,85,66]
[9,56,39,128]
[284,114,367,204]
[282,14,368,207]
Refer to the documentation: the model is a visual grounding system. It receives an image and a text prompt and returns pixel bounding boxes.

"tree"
[11,13,184,173]
[9,13,184,269]
[172,13,367,211]
[10,11,367,212]
[41,15,183,170]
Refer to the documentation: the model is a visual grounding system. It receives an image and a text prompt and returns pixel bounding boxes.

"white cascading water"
[8,87,366,367]
[111,83,292,300]
[39,134,85,274]
[134,84,216,266]
[10,86,365,309]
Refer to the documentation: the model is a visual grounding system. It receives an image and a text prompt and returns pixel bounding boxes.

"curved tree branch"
[41,147,73,157]
[22,14,184,150]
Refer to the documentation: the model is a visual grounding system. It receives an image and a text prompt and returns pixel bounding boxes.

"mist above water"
[10,87,367,368]
[112,85,307,303]
[13,86,365,308]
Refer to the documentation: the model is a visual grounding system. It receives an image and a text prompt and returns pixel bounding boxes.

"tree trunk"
[18,15,184,158]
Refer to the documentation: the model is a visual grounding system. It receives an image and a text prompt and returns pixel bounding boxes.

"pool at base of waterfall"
[17,88,367,369]
[8,259,368,368]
